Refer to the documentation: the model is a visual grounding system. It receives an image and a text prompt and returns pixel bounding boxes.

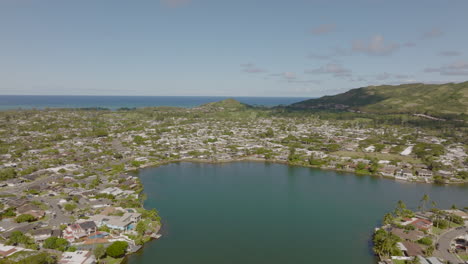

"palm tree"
[420,194,430,212]
[373,229,400,259]
[383,213,394,225]
[395,200,407,217]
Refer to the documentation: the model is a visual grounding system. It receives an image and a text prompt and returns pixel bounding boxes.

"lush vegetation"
[43,237,70,251]
[290,81,468,118]
[106,241,129,258]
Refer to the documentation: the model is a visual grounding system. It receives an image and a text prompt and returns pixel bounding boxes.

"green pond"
[127,162,468,264]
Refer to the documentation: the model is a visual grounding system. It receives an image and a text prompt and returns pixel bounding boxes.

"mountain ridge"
[289,81,468,116]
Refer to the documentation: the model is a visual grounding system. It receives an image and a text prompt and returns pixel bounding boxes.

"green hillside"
[290,82,468,116]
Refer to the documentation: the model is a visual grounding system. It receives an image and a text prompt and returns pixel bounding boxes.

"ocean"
[0,95,309,111]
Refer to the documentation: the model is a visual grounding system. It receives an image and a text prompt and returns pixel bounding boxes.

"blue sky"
[0,0,467,97]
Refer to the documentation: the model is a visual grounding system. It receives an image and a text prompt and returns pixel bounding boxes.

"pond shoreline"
[131,157,467,186]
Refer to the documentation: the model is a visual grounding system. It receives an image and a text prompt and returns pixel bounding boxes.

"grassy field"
[101,256,123,264]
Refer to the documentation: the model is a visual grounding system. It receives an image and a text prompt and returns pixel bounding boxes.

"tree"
[64,203,77,212]
[425,245,435,256]
[136,221,146,236]
[11,252,57,264]
[373,229,401,258]
[417,237,433,246]
[43,237,69,251]
[93,244,106,261]
[420,194,429,212]
[106,241,128,258]
[394,200,407,217]
[383,213,394,225]
[15,214,36,223]
[7,231,35,247]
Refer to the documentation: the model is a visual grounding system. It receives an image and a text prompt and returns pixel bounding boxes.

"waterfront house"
[63,221,97,242]
[379,166,396,177]
[416,169,433,178]
[395,169,414,181]
[398,241,424,256]
[90,212,141,231]
[59,250,96,264]
[389,228,424,242]
[409,218,433,231]
[437,170,454,178]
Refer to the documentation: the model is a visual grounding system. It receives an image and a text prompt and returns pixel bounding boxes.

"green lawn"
[392,260,406,264]
[458,254,468,261]
[432,226,444,235]
[101,256,123,264]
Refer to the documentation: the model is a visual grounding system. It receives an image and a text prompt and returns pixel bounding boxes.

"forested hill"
[289,82,468,116]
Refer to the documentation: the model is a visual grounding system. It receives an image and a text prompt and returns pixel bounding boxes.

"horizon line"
[0,94,313,98]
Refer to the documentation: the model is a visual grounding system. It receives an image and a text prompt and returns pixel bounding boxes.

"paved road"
[42,197,73,228]
[434,225,467,264]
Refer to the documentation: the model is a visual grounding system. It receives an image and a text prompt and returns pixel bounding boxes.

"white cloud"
[283,72,297,80]
[424,61,468,76]
[438,51,462,57]
[305,63,351,77]
[422,28,444,39]
[310,24,336,35]
[241,63,266,74]
[352,35,400,55]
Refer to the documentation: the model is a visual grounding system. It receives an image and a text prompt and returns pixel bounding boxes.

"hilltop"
[289,82,468,116]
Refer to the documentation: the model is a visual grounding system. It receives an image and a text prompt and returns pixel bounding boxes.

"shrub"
[64,203,77,212]
[417,237,433,246]
[106,241,128,258]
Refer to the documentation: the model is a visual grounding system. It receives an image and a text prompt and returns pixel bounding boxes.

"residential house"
[398,241,424,257]
[16,204,45,219]
[63,221,97,242]
[59,251,96,264]
[416,169,433,178]
[90,212,141,231]
[409,218,433,231]
[437,170,454,178]
[32,229,52,242]
[395,169,414,181]
[379,166,396,177]
[389,228,424,242]
[0,243,29,258]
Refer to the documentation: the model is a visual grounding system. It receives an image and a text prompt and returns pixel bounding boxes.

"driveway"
[434,225,467,264]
